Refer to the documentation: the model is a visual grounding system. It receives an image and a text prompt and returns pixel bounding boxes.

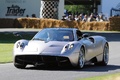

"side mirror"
[82,33,90,38]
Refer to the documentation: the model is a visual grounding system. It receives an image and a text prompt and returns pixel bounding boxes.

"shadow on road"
[80,64,120,72]
[24,64,120,72]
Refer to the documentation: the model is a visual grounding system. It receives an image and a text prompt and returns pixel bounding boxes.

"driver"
[47,31,56,41]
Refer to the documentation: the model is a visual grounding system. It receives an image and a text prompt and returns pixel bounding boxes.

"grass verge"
[79,73,120,80]
[0,43,13,63]
[0,31,35,63]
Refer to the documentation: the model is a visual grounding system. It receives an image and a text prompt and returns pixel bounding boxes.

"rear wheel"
[78,47,85,69]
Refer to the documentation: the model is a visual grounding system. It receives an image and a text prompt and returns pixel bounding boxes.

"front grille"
[15,55,71,66]
[42,56,57,62]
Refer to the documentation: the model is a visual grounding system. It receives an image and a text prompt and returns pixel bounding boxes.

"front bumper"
[15,55,72,67]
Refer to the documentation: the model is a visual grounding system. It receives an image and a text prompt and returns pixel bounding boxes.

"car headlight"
[16,42,25,49]
[65,44,74,50]
[61,44,74,54]
[69,44,74,49]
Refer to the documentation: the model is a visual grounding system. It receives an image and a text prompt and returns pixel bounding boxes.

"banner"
[0,0,40,18]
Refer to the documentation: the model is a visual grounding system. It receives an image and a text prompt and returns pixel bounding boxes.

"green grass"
[0,32,35,63]
[0,43,14,63]
[79,73,120,80]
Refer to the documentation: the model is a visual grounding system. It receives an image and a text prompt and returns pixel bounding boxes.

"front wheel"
[14,63,26,69]
[78,47,85,69]
[14,57,27,69]
[95,43,109,66]
[101,44,109,66]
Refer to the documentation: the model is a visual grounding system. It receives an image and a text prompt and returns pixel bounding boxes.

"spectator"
[61,15,66,21]
[104,17,108,21]
[71,14,75,21]
[67,15,75,21]
[78,14,83,21]
[61,11,109,22]
[26,15,29,17]
[87,14,96,22]
[82,14,88,22]
[67,15,71,21]
[74,15,79,21]
[96,15,100,21]
[32,14,36,18]
[99,15,105,22]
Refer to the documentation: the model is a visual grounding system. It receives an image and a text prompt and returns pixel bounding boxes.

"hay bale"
[77,21,86,30]
[14,18,40,28]
[80,22,94,30]
[63,21,78,28]
[39,19,54,28]
[0,18,14,28]
[109,17,120,31]
[14,18,28,28]
[39,19,79,28]
[0,18,109,31]
[28,18,40,28]
[91,21,109,31]
[51,19,61,27]
[77,21,110,31]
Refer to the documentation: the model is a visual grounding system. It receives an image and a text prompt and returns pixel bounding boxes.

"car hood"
[23,40,69,55]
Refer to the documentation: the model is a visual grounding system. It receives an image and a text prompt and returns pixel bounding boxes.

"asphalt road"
[0,29,120,80]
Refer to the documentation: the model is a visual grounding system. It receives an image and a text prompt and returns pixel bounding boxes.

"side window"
[89,37,95,43]
[76,30,82,40]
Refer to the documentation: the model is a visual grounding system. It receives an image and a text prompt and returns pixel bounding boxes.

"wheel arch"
[102,41,109,52]
[105,42,109,48]
[80,45,86,57]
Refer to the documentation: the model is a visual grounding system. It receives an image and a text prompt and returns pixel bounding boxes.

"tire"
[14,57,26,69]
[14,63,26,69]
[78,47,85,69]
[95,43,109,66]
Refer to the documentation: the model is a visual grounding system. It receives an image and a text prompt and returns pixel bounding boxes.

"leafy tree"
[65,5,92,15]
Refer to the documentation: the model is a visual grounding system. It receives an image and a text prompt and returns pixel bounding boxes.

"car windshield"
[32,29,74,41]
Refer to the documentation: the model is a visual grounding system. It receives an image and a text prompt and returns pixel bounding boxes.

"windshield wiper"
[33,38,44,41]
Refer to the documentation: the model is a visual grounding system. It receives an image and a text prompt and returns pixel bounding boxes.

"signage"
[6,5,26,16]
[5,0,26,3]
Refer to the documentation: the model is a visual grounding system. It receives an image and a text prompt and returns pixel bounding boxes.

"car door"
[76,30,100,60]
[76,30,96,61]
[82,36,97,61]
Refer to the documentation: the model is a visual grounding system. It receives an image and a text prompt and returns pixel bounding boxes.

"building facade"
[0,0,120,19]
[99,0,120,17]
[0,0,64,19]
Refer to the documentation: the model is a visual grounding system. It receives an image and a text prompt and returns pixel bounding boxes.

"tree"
[65,5,92,15]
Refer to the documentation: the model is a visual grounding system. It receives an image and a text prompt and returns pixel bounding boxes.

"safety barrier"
[0,17,119,31]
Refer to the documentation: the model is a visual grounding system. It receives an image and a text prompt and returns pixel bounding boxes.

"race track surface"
[0,29,120,80]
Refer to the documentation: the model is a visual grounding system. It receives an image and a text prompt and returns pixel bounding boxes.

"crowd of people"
[26,12,109,22]
[61,12,108,22]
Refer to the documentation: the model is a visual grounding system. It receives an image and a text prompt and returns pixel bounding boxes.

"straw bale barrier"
[0,18,14,28]
[12,18,110,31]
[14,18,41,28]
[0,17,119,31]
[109,17,120,31]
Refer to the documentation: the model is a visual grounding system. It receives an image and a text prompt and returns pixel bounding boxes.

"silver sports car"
[13,28,109,69]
